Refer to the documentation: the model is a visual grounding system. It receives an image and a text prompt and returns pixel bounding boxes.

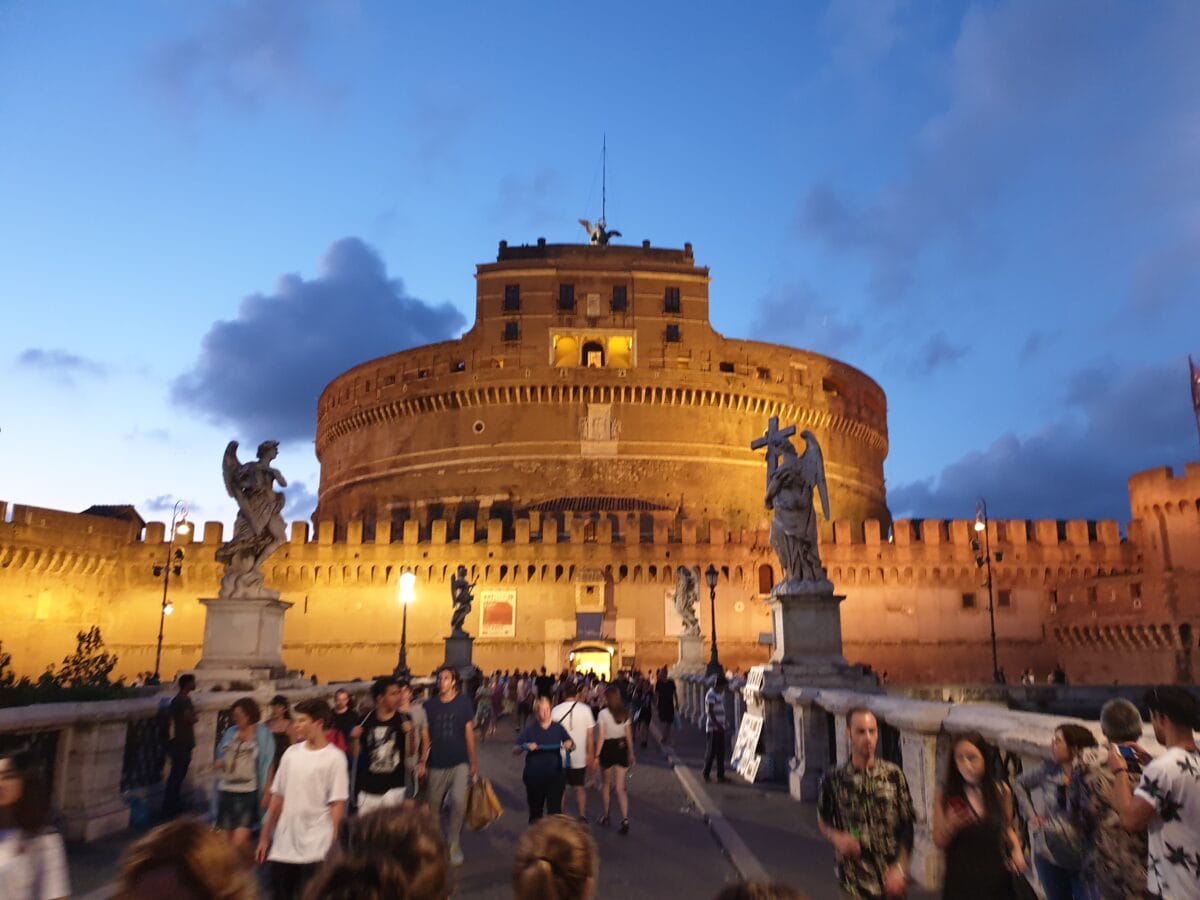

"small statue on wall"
[673,566,702,636]
[216,440,288,600]
[450,565,477,636]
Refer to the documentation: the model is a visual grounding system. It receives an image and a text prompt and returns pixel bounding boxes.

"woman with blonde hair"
[116,817,257,900]
[512,814,597,900]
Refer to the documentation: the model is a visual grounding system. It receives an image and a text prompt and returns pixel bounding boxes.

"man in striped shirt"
[703,675,728,783]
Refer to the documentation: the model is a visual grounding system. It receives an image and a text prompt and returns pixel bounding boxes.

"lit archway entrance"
[568,643,614,680]
[582,340,605,367]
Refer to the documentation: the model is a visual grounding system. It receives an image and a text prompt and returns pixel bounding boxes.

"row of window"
[502,322,681,344]
[961,590,1013,609]
[502,284,680,314]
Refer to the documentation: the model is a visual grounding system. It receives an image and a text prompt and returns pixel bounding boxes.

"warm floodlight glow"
[175,520,191,536]
[163,601,174,616]
[974,518,985,532]
[399,571,416,605]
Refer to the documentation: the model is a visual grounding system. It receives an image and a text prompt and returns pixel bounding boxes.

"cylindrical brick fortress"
[315,241,889,533]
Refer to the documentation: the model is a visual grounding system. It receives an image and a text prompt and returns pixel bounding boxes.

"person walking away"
[818,708,914,898]
[1066,698,1149,900]
[595,685,635,834]
[213,697,274,859]
[162,673,197,819]
[535,667,555,700]
[329,689,358,750]
[515,697,574,822]
[474,678,495,741]
[352,676,412,812]
[703,675,729,783]
[933,732,1027,899]
[263,695,293,803]
[552,681,597,821]
[255,698,348,900]
[419,666,478,867]
[517,673,534,732]
[396,679,429,801]
[0,748,69,900]
[631,677,653,749]
[513,814,597,900]
[1109,685,1200,900]
[1017,724,1093,899]
[655,667,678,746]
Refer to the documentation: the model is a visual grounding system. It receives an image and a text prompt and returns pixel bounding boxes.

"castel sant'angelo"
[2,237,1198,684]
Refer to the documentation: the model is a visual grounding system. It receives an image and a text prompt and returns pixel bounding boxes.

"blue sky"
[1,0,1197,527]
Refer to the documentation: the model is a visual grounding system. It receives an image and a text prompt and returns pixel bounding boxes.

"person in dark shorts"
[595,685,635,834]
[213,696,274,857]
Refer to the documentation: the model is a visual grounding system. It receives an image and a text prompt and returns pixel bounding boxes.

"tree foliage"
[54,626,118,688]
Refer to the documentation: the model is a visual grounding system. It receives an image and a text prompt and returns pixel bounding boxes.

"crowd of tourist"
[1,668,1196,900]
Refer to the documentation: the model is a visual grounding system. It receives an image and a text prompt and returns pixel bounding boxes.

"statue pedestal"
[443,632,475,673]
[671,633,707,676]
[192,597,292,689]
[737,581,879,787]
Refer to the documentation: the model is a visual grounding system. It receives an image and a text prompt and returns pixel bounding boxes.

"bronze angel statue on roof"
[579,218,621,246]
[765,430,832,588]
[215,440,288,600]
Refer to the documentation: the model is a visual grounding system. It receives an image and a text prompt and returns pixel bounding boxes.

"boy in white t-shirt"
[551,681,597,819]
[256,697,349,900]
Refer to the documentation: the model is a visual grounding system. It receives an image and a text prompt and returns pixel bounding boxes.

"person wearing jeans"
[703,675,728,783]
[419,667,478,866]
[162,674,197,818]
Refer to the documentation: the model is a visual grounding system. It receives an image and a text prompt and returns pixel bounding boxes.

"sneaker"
[449,844,464,866]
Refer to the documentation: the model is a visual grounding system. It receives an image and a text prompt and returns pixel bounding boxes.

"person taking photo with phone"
[1108,685,1200,900]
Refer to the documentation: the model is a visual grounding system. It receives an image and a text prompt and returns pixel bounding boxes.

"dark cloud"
[491,168,563,228]
[889,358,1198,521]
[282,480,318,522]
[171,237,466,441]
[747,283,862,358]
[142,494,198,517]
[15,349,107,384]
[906,333,965,378]
[145,0,339,119]
[799,3,1200,304]
[1018,330,1060,363]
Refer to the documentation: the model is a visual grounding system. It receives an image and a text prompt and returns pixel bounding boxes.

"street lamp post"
[973,498,1001,684]
[152,501,190,683]
[395,571,416,678]
[704,564,722,678]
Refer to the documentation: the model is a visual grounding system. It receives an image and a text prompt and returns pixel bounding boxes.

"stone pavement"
[656,716,938,900]
[72,723,740,899]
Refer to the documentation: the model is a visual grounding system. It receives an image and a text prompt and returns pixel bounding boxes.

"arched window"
[758,564,774,594]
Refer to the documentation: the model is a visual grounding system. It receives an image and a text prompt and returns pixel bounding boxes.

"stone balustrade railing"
[677,673,1162,891]
[0,682,373,841]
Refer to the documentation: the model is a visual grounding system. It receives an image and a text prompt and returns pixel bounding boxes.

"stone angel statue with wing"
[673,566,702,637]
[765,430,832,587]
[215,440,289,600]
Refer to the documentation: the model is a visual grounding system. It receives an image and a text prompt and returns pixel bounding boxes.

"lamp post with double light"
[704,564,722,678]
[152,501,191,683]
[395,571,416,678]
[973,498,1003,684]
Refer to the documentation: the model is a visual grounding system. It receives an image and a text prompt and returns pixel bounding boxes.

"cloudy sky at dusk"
[2,0,1197,529]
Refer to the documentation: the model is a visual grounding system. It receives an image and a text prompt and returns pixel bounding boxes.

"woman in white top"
[0,749,69,900]
[594,685,635,834]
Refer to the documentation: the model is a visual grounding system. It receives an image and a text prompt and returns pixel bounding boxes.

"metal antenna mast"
[601,134,607,228]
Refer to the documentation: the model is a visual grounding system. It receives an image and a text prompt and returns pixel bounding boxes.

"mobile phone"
[1117,744,1142,774]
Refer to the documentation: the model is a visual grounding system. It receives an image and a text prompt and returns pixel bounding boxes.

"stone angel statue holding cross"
[759,425,832,588]
[673,566,702,637]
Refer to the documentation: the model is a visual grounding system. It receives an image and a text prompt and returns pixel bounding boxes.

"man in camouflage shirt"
[818,708,914,898]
